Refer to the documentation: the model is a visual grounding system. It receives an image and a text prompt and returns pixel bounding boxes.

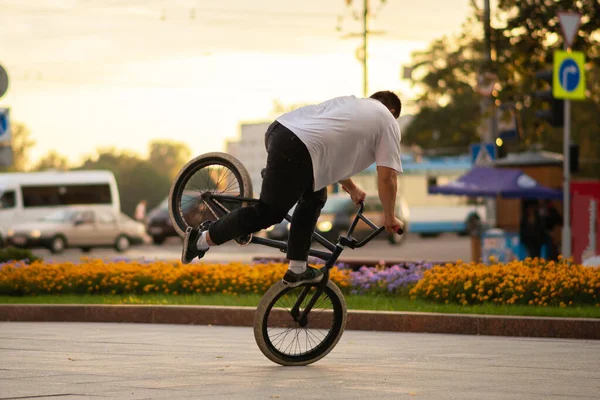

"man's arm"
[339,178,366,205]
[377,166,403,233]
[377,166,397,220]
[338,178,356,192]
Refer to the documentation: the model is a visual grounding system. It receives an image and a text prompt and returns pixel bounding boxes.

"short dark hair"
[369,91,401,119]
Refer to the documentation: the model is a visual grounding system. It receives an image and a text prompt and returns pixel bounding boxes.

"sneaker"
[181,222,211,264]
[282,265,324,287]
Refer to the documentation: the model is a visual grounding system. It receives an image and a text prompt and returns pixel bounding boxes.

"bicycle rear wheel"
[253,280,347,366]
[168,152,253,238]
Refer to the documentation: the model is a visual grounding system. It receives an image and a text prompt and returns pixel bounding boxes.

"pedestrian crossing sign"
[470,143,497,166]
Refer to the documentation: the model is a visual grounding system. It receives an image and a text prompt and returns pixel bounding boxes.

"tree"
[405,0,600,176]
[34,151,70,171]
[76,148,172,217]
[493,0,600,176]
[0,122,35,172]
[148,140,192,181]
[403,18,485,151]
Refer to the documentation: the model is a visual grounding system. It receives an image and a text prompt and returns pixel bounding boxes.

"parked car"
[265,194,409,245]
[6,207,149,254]
[265,205,295,241]
[146,193,214,245]
[145,198,176,245]
[314,194,409,245]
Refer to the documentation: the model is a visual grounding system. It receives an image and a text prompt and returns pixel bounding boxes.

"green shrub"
[0,247,42,263]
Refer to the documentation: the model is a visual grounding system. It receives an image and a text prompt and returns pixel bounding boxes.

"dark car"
[145,198,175,245]
[265,205,295,241]
[314,194,409,245]
[146,193,212,245]
[265,194,409,245]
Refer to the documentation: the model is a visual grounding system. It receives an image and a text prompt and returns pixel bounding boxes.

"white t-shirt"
[275,95,402,191]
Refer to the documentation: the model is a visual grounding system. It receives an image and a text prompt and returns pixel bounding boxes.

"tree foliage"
[405,0,600,175]
[494,0,600,176]
[0,122,35,172]
[403,14,485,151]
[33,150,70,171]
[35,140,194,217]
[75,148,171,217]
[148,139,192,181]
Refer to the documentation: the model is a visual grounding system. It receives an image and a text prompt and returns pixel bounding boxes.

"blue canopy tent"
[428,166,562,200]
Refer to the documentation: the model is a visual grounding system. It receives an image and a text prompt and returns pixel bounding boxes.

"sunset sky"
[0,0,476,166]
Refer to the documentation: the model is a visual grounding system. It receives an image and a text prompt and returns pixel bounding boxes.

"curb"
[1,305,599,340]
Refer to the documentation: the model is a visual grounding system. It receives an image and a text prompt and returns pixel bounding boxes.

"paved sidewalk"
[1,322,599,400]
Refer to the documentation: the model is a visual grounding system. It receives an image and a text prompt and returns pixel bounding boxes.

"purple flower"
[349,262,435,295]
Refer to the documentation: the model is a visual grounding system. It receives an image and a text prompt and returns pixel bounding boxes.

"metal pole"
[482,0,497,226]
[561,38,571,259]
[363,0,368,97]
[562,98,571,258]
[483,0,493,144]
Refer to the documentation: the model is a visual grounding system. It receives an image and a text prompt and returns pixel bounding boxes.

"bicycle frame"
[201,192,390,325]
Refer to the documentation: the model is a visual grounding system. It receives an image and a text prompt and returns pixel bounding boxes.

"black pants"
[208,121,327,261]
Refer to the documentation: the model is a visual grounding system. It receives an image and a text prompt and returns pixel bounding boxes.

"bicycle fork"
[289,245,343,327]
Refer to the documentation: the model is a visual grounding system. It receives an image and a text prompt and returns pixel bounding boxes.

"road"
[1,322,599,400]
[29,233,472,264]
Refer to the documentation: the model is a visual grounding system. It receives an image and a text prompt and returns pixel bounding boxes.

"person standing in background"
[520,200,544,259]
[539,199,562,261]
[135,200,147,222]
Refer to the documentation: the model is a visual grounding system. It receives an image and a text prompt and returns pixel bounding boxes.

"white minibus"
[0,170,120,245]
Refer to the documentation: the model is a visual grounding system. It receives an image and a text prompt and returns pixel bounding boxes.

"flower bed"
[1,258,598,308]
[0,260,351,296]
[410,258,600,307]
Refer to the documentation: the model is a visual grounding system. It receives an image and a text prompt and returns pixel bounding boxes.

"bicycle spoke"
[305,328,326,342]
[175,161,244,230]
[271,328,295,348]
[265,285,337,358]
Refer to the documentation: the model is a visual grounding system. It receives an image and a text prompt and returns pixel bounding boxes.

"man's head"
[369,91,401,119]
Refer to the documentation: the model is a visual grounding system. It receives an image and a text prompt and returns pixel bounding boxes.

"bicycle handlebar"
[356,200,404,234]
[344,200,404,249]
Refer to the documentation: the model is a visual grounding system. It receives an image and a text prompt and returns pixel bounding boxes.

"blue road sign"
[559,59,580,91]
[553,50,586,100]
[470,143,497,165]
[0,108,9,143]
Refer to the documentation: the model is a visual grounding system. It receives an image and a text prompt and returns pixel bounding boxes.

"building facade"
[225,121,271,196]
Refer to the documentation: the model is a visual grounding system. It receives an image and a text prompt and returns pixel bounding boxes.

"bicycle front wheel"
[253,280,347,366]
[168,152,253,238]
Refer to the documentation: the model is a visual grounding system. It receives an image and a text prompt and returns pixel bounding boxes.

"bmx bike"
[168,152,403,366]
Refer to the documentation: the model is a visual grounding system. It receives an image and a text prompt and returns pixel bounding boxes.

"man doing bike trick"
[182,90,404,287]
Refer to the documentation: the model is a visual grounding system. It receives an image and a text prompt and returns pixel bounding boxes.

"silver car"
[6,207,149,254]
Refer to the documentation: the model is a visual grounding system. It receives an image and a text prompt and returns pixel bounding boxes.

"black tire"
[151,235,166,245]
[253,280,347,366]
[168,152,253,238]
[419,232,440,238]
[114,235,130,252]
[49,235,66,254]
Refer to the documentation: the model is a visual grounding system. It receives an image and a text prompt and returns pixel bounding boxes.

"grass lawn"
[1,294,599,318]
